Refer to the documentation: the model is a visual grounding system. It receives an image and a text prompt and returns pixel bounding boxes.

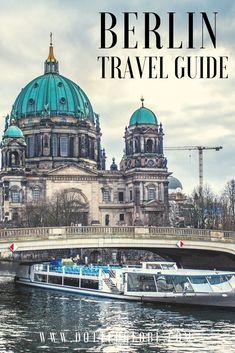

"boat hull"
[15,279,235,308]
[15,279,140,301]
[142,292,235,308]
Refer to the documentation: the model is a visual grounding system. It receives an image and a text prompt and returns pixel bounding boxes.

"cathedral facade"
[0,40,170,227]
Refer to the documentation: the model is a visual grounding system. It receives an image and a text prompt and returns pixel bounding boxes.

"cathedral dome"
[11,73,95,122]
[168,176,183,191]
[129,99,158,126]
[4,125,24,139]
[11,37,95,123]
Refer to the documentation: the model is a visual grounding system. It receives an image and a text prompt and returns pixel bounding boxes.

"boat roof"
[123,268,235,276]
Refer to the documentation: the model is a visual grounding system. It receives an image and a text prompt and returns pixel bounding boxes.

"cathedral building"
[0,39,170,227]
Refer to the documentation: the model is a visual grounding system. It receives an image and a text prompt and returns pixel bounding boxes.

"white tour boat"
[15,260,235,308]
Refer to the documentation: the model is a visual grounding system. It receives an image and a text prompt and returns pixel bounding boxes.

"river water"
[0,262,235,353]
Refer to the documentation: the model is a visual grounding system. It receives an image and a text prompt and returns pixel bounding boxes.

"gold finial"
[140,96,144,107]
[47,32,56,62]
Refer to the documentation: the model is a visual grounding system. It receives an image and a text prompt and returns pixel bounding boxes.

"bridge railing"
[218,231,234,239]
[65,226,135,235]
[149,227,211,237]
[0,227,51,238]
[0,226,234,241]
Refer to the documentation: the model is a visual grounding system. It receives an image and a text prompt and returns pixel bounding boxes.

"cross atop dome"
[140,95,144,107]
[44,32,59,74]
[50,32,53,46]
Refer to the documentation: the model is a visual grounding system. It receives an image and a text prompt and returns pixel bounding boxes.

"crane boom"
[165,145,223,189]
[165,146,222,151]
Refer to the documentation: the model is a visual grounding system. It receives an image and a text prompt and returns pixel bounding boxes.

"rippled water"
[0,263,235,353]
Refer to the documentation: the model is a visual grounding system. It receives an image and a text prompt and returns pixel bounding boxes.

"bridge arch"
[0,226,234,270]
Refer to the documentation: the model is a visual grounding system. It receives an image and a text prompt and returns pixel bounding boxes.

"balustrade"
[0,225,234,242]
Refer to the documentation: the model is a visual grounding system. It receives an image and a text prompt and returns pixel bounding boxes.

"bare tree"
[181,185,219,229]
[23,190,89,227]
[219,180,235,230]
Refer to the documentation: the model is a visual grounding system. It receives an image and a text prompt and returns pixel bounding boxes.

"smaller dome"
[110,157,118,171]
[168,176,183,190]
[129,106,158,126]
[4,125,24,139]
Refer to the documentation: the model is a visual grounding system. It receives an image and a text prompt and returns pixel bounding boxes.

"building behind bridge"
[0,39,171,227]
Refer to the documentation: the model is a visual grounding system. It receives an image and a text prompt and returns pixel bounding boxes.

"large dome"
[129,106,158,126]
[11,73,95,122]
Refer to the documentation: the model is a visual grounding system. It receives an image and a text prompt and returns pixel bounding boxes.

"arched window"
[129,140,133,154]
[44,135,49,148]
[35,134,42,156]
[118,191,124,202]
[11,191,20,203]
[90,140,95,159]
[32,187,41,201]
[134,138,139,153]
[60,136,69,157]
[27,136,35,158]
[105,214,110,226]
[129,189,133,201]
[70,136,75,157]
[52,135,58,157]
[148,187,156,201]
[102,189,110,202]
[10,152,20,166]
[146,139,153,153]
[12,210,19,221]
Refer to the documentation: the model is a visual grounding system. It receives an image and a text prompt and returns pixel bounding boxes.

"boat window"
[227,275,235,289]
[48,275,62,285]
[155,275,175,292]
[127,273,156,292]
[81,279,99,290]
[49,265,63,273]
[34,274,47,283]
[207,276,221,285]
[161,264,176,270]
[190,276,207,284]
[189,276,211,292]
[172,276,194,293]
[64,277,80,287]
[34,264,47,272]
[146,264,161,269]
[207,275,233,292]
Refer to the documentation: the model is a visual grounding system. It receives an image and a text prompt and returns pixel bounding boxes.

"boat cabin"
[16,261,235,298]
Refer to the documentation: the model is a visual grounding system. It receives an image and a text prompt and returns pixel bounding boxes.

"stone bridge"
[0,226,235,270]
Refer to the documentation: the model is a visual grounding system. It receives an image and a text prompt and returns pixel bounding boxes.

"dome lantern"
[110,157,118,171]
[44,33,59,74]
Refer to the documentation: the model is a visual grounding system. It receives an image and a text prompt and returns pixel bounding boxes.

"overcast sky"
[0,0,234,194]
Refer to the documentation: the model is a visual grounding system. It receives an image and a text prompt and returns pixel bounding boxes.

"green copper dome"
[129,106,158,126]
[4,125,24,139]
[11,73,95,122]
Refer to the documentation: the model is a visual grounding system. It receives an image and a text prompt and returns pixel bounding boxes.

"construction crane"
[165,146,223,190]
